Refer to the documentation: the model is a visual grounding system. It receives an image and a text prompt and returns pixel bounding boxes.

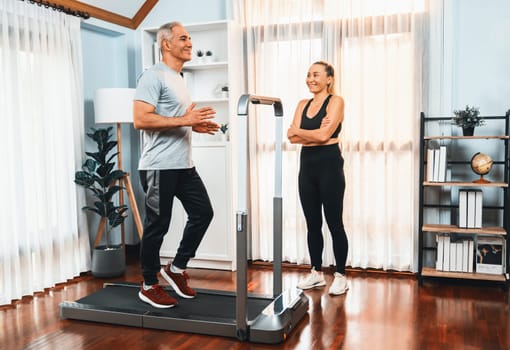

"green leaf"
[97,162,115,178]
[104,141,117,154]
[83,159,97,172]
[82,205,102,216]
[74,171,94,187]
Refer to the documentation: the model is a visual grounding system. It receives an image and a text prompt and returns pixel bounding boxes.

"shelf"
[183,61,228,70]
[424,135,509,140]
[192,98,229,104]
[421,267,507,282]
[422,224,507,235]
[423,181,508,187]
[192,141,229,147]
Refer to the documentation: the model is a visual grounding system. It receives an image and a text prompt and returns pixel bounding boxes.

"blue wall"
[452,0,510,114]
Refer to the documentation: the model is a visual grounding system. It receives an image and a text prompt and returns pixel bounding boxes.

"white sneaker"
[329,272,349,295]
[297,268,326,290]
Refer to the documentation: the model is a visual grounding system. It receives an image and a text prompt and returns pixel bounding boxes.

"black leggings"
[139,168,213,285]
[298,144,348,274]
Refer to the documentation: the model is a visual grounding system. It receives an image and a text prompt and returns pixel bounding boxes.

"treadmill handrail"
[237,94,283,117]
[236,93,284,340]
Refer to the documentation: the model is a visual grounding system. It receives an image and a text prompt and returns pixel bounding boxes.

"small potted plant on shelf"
[205,50,214,63]
[74,127,128,278]
[451,105,485,136]
[220,123,229,141]
[196,49,204,62]
[221,85,229,98]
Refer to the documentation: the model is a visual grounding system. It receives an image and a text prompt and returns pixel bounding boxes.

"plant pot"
[91,245,125,278]
[462,126,475,136]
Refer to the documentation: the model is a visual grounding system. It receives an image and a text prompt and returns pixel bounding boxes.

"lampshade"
[94,88,136,124]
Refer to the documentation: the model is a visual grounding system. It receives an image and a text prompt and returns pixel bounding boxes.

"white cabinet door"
[159,144,234,270]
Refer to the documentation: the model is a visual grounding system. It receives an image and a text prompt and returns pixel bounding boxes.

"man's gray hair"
[156,21,183,49]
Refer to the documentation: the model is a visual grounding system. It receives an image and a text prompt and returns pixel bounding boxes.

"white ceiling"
[79,0,147,18]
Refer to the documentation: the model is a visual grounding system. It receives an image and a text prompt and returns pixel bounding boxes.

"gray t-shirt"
[135,62,193,170]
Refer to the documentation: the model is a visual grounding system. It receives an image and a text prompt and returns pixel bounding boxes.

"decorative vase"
[462,126,474,136]
[91,244,125,278]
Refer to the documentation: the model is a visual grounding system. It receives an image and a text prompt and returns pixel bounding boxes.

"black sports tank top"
[300,95,342,138]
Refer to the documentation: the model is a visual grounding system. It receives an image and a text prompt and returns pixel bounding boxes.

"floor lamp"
[94,88,143,248]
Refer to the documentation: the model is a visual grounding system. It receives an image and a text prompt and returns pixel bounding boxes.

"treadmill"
[59,94,309,344]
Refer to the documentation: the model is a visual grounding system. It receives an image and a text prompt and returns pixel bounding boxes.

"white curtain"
[0,0,90,305]
[237,0,426,271]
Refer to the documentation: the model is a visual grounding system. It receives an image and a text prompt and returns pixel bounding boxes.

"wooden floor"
[2,248,510,350]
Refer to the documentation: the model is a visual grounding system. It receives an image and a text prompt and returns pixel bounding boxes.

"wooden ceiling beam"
[48,0,158,29]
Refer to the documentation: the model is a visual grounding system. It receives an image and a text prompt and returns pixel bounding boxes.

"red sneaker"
[160,265,197,299]
[138,284,178,308]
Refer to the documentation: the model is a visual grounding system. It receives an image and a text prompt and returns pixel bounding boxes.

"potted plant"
[205,50,214,63]
[452,105,485,136]
[221,85,229,98]
[220,123,229,141]
[74,127,128,277]
[196,49,204,62]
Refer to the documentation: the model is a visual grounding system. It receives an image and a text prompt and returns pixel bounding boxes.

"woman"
[287,61,349,295]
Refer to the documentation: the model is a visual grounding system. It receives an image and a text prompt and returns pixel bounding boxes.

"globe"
[470,152,493,183]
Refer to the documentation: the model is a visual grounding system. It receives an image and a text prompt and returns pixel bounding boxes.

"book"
[436,234,444,271]
[468,240,474,273]
[462,240,469,272]
[474,190,483,228]
[458,190,468,228]
[443,234,450,272]
[476,236,505,275]
[426,148,435,182]
[450,239,457,271]
[438,145,447,182]
[455,242,463,272]
[433,148,440,182]
[467,191,477,228]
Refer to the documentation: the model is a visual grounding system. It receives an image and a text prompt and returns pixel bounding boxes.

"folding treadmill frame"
[59,94,309,344]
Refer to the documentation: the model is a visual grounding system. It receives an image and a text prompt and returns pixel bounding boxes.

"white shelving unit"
[140,20,242,270]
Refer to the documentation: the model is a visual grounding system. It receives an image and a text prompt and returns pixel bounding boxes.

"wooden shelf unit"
[417,111,510,286]
[421,267,507,282]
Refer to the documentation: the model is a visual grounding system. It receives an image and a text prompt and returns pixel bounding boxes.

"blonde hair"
[313,60,336,95]
[156,21,183,49]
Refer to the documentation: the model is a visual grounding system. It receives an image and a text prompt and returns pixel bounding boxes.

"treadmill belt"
[75,283,272,323]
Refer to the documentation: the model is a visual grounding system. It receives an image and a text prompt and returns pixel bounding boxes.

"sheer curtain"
[0,0,90,305]
[237,0,426,271]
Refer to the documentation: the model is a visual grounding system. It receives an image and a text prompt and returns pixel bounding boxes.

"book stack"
[436,234,506,274]
[458,189,483,228]
[436,234,474,272]
[426,145,447,182]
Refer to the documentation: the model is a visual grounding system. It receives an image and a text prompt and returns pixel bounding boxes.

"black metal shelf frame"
[417,111,510,286]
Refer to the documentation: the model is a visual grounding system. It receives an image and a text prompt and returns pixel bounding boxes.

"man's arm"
[133,100,216,131]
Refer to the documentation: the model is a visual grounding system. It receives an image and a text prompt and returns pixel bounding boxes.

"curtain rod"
[19,0,90,20]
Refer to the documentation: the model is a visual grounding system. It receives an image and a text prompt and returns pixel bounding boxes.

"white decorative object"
[205,50,214,63]
[195,49,205,63]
